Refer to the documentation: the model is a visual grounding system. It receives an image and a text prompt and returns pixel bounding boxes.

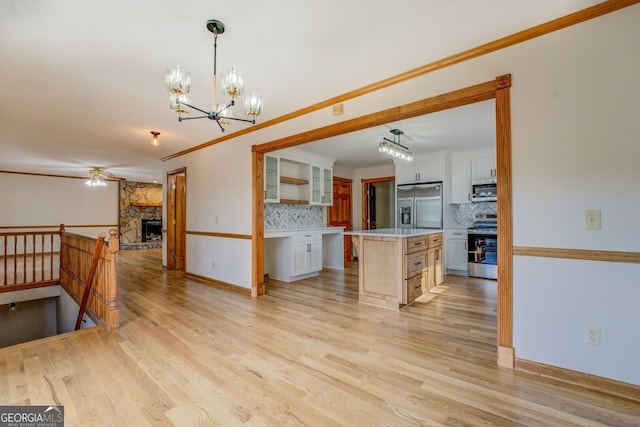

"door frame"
[328,176,353,262]
[252,74,513,367]
[166,167,186,270]
[362,176,395,230]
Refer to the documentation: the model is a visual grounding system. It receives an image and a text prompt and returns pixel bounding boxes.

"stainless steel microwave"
[471,178,497,202]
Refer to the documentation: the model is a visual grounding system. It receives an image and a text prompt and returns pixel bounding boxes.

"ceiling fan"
[85,167,126,187]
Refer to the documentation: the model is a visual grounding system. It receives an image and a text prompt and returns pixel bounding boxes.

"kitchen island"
[344,228,443,310]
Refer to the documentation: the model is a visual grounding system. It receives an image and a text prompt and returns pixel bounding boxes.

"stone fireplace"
[119,181,163,249]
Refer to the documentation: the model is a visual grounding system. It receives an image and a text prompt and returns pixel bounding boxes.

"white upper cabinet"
[471,156,497,180]
[310,164,333,206]
[268,147,334,205]
[396,158,444,184]
[451,159,471,204]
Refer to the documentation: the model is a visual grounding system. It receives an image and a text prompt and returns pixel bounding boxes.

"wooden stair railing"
[0,226,62,291]
[59,228,120,330]
[75,232,106,330]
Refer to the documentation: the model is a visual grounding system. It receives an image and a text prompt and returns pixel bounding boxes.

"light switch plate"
[584,210,601,230]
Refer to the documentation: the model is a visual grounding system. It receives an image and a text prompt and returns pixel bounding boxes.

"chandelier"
[164,19,263,132]
[379,129,413,161]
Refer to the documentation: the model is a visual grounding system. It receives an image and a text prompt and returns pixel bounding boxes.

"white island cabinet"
[264,227,344,282]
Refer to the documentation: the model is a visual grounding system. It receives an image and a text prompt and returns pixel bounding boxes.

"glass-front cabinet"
[310,164,333,206]
[322,166,332,205]
[264,155,280,202]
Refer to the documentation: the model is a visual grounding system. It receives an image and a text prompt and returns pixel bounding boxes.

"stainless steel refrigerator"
[396,182,443,229]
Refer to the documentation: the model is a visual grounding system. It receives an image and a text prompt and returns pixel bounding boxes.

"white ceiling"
[0,1,602,183]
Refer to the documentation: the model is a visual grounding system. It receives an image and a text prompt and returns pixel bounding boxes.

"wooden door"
[175,175,186,269]
[328,176,352,262]
[167,169,186,270]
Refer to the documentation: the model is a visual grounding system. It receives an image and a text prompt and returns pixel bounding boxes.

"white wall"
[162,5,640,384]
[0,173,119,239]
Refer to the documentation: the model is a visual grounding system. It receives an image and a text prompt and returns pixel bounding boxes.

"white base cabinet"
[264,228,345,283]
[292,234,322,276]
[445,228,468,274]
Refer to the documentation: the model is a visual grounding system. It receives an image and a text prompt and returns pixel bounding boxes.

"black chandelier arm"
[178,101,210,115]
[178,115,211,121]
[227,116,256,124]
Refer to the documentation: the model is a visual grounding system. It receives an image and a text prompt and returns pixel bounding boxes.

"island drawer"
[405,236,427,254]
[405,251,426,278]
[428,233,443,247]
[405,274,424,304]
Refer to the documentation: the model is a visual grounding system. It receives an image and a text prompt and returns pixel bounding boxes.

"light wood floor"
[1,249,639,426]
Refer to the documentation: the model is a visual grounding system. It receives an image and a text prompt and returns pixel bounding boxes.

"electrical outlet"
[584,326,601,345]
[584,210,601,230]
[211,260,215,269]
[215,215,219,224]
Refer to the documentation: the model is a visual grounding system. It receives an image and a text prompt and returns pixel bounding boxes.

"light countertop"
[265,227,345,238]
[344,228,443,238]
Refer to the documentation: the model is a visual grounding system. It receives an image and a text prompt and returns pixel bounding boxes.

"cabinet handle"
[305,234,312,237]
[414,242,423,246]
[414,261,422,266]
[414,284,422,289]
[436,249,440,260]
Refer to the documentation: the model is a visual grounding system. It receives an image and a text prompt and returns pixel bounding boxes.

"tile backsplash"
[446,202,497,227]
[265,203,324,230]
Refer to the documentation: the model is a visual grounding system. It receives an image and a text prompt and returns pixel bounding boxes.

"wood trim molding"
[0,170,122,182]
[185,272,252,297]
[495,79,513,351]
[515,358,640,404]
[252,150,265,297]
[186,230,252,240]
[513,246,640,264]
[0,224,118,230]
[161,0,637,162]
[253,79,500,154]
[360,176,395,184]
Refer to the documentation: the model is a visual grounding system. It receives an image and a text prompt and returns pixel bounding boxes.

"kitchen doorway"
[362,177,395,230]
[252,75,513,368]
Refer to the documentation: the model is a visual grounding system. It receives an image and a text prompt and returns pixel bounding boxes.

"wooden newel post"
[106,229,120,330]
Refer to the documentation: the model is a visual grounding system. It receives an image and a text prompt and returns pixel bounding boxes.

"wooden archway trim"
[252,74,514,367]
